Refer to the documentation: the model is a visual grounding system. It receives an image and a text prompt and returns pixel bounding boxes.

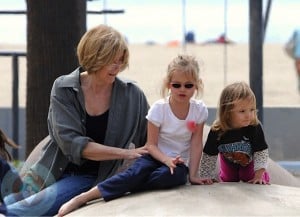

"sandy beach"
[1,43,300,108]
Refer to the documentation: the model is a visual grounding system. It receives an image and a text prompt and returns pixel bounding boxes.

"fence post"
[12,53,19,159]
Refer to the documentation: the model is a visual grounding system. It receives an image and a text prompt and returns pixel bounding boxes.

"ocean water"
[0,0,300,45]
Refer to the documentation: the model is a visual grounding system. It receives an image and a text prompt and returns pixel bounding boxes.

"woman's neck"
[81,72,113,116]
[82,72,112,92]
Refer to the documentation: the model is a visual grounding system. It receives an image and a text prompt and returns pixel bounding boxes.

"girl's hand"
[164,155,184,174]
[248,176,269,185]
[189,177,214,185]
[248,168,270,185]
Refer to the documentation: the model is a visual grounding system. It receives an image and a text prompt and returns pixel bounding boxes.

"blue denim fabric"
[98,154,188,201]
[5,174,96,216]
[0,158,12,185]
[0,204,7,215]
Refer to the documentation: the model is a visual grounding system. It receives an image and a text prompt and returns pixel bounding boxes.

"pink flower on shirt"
[187,120,197,132]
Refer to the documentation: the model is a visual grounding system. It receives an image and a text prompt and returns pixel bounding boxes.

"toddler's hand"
[248,169,270,185]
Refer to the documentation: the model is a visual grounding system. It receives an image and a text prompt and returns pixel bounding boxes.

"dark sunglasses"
[171,83,195,89]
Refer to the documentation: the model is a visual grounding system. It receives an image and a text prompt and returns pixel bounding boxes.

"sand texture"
[1,43,300,107]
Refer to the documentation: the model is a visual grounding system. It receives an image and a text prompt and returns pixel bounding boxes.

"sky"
[1,0,300,45]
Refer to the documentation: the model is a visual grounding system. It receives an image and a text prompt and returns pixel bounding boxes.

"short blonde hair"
[212,81,259,132]
[161,54,203,98]
[77,24,129,74]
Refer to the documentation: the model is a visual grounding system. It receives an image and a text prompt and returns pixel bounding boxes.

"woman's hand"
[124,146,148,160]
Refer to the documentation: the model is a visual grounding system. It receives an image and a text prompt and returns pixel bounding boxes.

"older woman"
[1,24,149,216]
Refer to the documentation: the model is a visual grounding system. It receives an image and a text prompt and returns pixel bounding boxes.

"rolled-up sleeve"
[48,78,91,165]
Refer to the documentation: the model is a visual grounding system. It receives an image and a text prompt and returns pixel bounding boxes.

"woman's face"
[229,99,256,129]
[169,70,196,103]
[96,54,123,84]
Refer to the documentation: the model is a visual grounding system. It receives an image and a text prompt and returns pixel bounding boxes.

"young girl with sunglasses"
[199,81,270,184]
[58,54,212,216]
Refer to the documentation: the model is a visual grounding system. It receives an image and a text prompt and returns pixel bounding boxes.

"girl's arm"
[199,153,218,180]
[254,149,269,171]
[146,122,182,174]
[189,122,213,185]
[248,149,269,184]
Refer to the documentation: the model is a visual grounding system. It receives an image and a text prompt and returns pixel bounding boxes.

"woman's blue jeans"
[4,173,96,216]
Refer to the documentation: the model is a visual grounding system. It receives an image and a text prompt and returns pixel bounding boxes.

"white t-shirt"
[146,97,208,165]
